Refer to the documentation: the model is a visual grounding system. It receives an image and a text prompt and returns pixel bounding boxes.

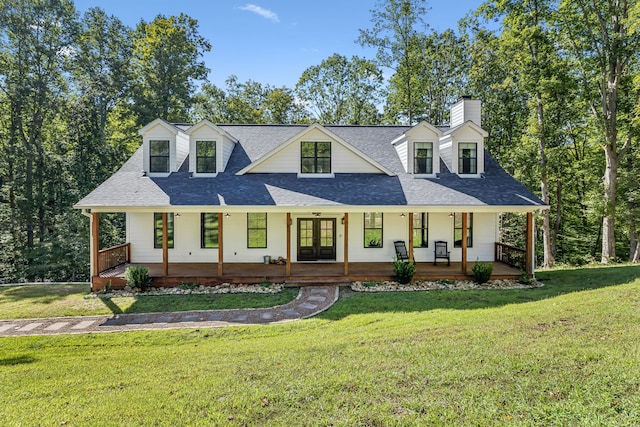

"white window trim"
[191,139,218,178]
[410,140,437,176]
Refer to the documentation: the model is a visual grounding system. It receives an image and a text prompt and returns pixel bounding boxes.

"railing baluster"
[97,243,131,273]
[495,242,526,271]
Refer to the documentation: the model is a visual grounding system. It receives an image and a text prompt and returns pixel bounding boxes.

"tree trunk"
[553,179,562,258]
[536,92,554,268]
[601,144,617,263]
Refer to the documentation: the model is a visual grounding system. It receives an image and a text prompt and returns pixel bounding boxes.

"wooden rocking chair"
[434,240,450,266]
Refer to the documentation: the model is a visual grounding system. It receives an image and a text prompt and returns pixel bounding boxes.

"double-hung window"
[154,213,174,249]
[301,141,331,174]
[196,140,216,174]
[201,213,219,248]
[413,213,429,247]
[364,212,383,248]
[247,213,267,248]
[414,142,433,174]
[453,213,473,248]
[458,142,477,174]
[149,140,170,173]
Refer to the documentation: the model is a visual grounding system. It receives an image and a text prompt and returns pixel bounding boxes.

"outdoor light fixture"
[449,212,454,218]
[341,216,345,224]
[225,213,231,218]
[400,213,406,218]
[313,212,321,217]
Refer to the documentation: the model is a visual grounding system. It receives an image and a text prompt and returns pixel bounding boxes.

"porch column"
[343,213,349,276]
[408,212,414,263]
[218,213,224,276]
[162,212,168,276]
[461,212,468,275]
[91,212,99,278]
[526,212,534,276]
[286,213,291,276]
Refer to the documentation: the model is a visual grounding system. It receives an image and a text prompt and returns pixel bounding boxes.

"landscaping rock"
[350,279,543,292]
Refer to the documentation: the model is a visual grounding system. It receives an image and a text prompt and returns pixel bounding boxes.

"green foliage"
[393,259,416,284]
[471,262,493,284]
[295,53,383,124]
[124,266,152,292]
[131,13,211,124]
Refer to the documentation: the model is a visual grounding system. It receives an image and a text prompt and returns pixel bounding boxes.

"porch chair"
[394,240,413,263]
[433,240,450,266]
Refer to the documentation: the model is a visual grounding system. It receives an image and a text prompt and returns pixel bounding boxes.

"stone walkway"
[0,286,339,337]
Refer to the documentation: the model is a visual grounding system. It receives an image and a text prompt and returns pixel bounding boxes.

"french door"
[297,218,336,261]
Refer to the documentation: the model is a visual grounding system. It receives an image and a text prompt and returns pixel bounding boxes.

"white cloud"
[239,4,279,23]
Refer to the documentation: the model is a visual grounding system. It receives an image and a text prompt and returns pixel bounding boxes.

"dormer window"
[196,140,216,174]
[414,142,433,174]
[458,143,477,174]
[149,140,170,173]
[301,141,331,174]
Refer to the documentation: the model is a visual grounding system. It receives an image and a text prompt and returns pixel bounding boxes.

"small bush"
[124,266,152,292]
[472,262,493,284]
[179,282,199,290]
[393,259,416,284]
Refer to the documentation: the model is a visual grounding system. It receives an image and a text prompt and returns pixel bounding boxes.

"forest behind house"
[0,0,638,283]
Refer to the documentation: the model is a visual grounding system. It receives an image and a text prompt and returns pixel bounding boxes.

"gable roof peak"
[185,119,239,142]
[138,118,183,136]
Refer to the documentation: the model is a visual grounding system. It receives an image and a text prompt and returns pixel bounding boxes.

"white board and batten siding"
[126,211,498,265]
[249,128,381,174]
[126,212,288,264]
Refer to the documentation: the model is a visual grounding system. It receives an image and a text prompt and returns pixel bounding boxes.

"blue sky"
[73,0,485,89]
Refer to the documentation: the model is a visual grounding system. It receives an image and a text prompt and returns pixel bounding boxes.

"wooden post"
[218,212,224,276]
[408,212,414,263]
[91,212,100,278]
[286,213,291,276]
[461,212,468,275]
[162,212,168,276]
[343,213,349,276]
[526,212,533,276]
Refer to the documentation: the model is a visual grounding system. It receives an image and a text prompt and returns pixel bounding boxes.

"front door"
[297,218,336,261]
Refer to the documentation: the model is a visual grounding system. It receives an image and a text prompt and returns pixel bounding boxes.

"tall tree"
[71,7,133,195]
[0,0,78,280]
[357,0,429,124]
[558,0,640,263]
[131,13,211,125]
[295,53,383,124]
[478,0,564,268]
[193,76,309,124]
[419,29,469,124]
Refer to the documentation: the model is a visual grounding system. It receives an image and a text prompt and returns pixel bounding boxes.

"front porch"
[94,260,523,290]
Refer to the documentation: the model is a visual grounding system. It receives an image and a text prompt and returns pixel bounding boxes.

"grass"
[0,264,639,425]
[0,284,299,320]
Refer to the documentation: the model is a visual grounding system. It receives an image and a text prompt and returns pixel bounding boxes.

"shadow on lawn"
[318,265,640,320]
[0,284,88,304]
[0,355,37,366]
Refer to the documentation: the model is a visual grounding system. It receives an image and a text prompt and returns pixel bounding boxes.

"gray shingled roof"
[75,125,545,210]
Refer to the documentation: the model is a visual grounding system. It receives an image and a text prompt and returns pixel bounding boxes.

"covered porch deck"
[94,260,523,289]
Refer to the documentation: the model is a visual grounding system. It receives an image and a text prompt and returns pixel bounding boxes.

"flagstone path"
[0,286,339,337]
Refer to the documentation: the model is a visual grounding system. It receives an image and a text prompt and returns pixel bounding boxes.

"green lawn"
[0,284,299,320]
[1,264,639,426]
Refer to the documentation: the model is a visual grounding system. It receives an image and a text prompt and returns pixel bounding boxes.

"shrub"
[124,266,153,292]
[472,262,493,284]
[393,259,416,284]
